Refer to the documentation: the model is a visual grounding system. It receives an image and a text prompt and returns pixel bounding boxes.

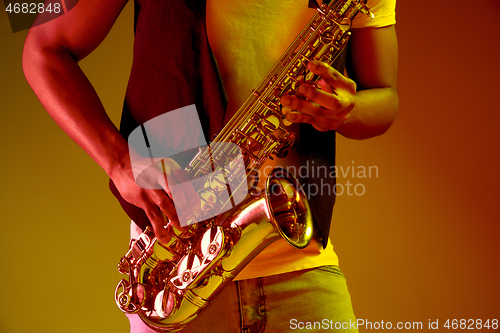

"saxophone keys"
[208,170,228,192]
[281,107,293,126]
[245,130,265,152]
[153,289,177,319]
[261,114,280,133]
[115,279,132,308]
[201,226,225,259]
[336,17,352,32]
[199,188,218,210]
[115,279,142,314]
[171,253,202,289]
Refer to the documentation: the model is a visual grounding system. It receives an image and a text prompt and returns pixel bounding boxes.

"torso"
[131,0,320,183]
[206,0,316,121]
[206,0,318,182]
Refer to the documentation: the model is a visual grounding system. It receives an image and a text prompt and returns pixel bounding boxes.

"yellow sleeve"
[351,0,396,29]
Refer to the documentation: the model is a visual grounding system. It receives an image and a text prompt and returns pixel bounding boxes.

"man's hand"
[279,26,399,139]
[109,156,201,244]
[280,60,357,132]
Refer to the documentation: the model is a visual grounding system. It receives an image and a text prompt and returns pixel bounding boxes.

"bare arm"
[339,25,399,139]
[23,0,130,173]
[280,25,399,139]
[22,0,187,242]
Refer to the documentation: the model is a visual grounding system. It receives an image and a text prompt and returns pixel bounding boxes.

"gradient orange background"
[1,0,499,332]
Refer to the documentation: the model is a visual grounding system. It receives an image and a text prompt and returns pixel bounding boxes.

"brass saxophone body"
[115,1,372,331]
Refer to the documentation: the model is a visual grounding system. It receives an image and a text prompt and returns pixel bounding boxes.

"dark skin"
[282,26,399,138]
[23,0,398,244]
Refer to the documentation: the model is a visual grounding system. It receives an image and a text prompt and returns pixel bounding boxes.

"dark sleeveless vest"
[110,0,345,249]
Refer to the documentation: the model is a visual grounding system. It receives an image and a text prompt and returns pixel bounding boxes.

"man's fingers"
[151,188,178,217]
[295,84,344,113]
[145,206,171,244]
[157,158,200,222]
[317,78,334,94]
[153,180,194,228]
[162,176,197,228]
[171,169,201,213]
[307,60,356,92]
[284,110,347,131]
[281,95,321,116]
[281,94,343,118]
[312,117,348,132]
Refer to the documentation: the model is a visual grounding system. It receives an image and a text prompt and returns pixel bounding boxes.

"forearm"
[23,42,129,176]
[336,86,399,140]
[336,25,399,140]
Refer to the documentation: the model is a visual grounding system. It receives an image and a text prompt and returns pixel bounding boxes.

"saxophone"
[115,0,372,331]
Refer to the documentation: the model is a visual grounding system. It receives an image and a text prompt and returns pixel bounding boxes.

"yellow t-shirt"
[352,0,397,29]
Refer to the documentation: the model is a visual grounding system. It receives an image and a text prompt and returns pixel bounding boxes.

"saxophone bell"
[266,167,313,249]
[133,167,313,332]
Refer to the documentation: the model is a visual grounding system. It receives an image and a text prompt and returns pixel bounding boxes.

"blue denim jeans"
[128,265,358,333]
